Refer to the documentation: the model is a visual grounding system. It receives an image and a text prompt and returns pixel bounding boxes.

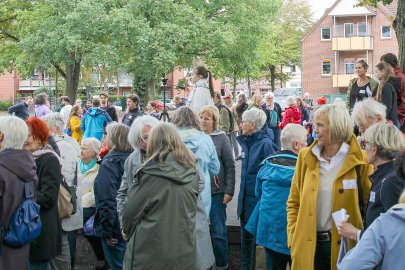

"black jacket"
[122,108,145,127]
[365,160,405,230]
[100,105,118,122]
[381,77,401,124]
[261,102,283,128]
[30,152,62,261]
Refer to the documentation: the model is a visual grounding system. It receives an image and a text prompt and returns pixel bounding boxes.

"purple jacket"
[34,104,51,118]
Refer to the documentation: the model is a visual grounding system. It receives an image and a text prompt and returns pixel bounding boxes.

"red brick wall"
[0,70,18,101]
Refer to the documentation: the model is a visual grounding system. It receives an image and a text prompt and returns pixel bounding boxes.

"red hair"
[25,117,50,145]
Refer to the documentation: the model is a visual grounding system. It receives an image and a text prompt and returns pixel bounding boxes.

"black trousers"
[314,240,331,270]
[265,248,291,270]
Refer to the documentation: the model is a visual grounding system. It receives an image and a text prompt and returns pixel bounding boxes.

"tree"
[358,0,405,71]
[258,0,314,91]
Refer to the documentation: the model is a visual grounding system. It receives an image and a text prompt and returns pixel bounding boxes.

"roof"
[329,0,376,16]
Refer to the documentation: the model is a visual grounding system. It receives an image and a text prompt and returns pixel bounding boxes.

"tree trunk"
[65,61,81,102]
[280,65,283,88]
[233,72,237,98]
[145,79,155,105]
[396,1,405,71]
[269,64,276,92]
[248,77,252,97]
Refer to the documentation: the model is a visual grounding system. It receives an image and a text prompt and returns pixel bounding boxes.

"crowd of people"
[1,58,405,270]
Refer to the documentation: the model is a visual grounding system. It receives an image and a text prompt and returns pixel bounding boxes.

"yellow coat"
[69,115,82,145]
[287,135,373,270]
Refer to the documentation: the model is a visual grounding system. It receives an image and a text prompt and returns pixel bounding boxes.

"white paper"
[369,191,376,203]
[332,208,349,229]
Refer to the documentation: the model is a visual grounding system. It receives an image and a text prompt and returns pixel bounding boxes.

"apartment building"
[301,0,398,96]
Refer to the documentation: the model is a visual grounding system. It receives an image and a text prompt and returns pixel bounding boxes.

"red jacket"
[279,105,302,129]
[394,66,405,126]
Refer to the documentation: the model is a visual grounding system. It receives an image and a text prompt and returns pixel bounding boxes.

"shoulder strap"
[269,153,298,160]
[355,165,364,219]
[24,182,33,200]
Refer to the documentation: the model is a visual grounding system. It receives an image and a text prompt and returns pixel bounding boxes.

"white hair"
[281,124,307,150]
[81,138,101,157]
[242,109,267,131]
[352,98,387,126]
[264,92,275,99]
[41,112,65,133]
[0,116,29,150]
[286,96,297,106]
[128,115,160,149]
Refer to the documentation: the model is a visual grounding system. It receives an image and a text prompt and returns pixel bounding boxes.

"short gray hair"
[41,112,65,133]
[0,116,28,150]
[281,124,307,150]
[81,138,101,157]
[242,109,267,131]
[364,123,405,160]
[264,92,274,99]
[128,115,160,149]
[352,98,387,127]
[106,122,133,153]
[286,96,297,106]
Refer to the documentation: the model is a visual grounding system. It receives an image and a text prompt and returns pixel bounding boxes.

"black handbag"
[69,164,78,215]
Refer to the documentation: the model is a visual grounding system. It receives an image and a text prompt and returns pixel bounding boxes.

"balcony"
[332,24,373,51]
[332,73,372,88]
[19,79,53,91]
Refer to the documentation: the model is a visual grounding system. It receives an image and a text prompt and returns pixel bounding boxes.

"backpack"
[218,105,234,132]
[2,182,42,248]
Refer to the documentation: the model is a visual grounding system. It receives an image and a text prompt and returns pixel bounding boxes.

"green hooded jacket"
[122,154,199,270]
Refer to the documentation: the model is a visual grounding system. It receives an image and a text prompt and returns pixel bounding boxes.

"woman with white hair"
[79,138,107,270]
[41,112,83,270]
[287,104,373,270]
[279,96,301,129]
[116,115,160,227]
[93,123,133,270]
[237,108,277,269]
[0,116,38,270]
[246,124,307,270]
[338,123,405,241]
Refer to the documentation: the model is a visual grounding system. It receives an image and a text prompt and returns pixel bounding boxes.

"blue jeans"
[210,193,228,268]
[28,260,49,270]
[240,209,256,270]
[101,238,126,270]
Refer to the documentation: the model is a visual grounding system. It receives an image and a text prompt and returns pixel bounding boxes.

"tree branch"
[52,63,67,79]
[0,30,19,42]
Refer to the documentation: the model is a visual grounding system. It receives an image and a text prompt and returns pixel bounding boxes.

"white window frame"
[321,27,331,40]
[345,62,355,75]
[322,60,332,76]
[357,22,367,37]
[381,26,391,39]
[344,23,354,37]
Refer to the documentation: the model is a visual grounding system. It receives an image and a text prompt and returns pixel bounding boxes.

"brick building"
[0,70,19,101]
[301,0,398,96]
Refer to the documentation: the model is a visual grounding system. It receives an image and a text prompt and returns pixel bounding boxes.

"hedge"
[0,100,13,111]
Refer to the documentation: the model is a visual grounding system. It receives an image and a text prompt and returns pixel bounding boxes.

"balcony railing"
[332,24,374,51]
[333,73,372,88]
[332,24,373,38]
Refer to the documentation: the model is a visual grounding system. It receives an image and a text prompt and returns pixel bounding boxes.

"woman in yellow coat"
[68,105,83,144]
[287,104,373,270]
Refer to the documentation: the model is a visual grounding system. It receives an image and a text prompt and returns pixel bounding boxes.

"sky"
[308,0,336,20]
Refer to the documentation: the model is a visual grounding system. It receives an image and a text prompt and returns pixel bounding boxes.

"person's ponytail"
[207,70,215,98]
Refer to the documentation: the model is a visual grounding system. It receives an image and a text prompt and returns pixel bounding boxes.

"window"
[321,28,331,40]
[345,62,355,74]
[322,60,332,75]
[358,23,367,37]
[344,23,354,37]
[381,26,391,39]
[290,65,297,73]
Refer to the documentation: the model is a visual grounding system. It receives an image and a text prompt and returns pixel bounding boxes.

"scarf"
[80,158,97,174]
[32,145,57,160]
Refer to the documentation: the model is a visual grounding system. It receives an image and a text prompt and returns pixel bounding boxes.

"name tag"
[369,191,376,203]
[343,179,357,189]
[359,90,366,94]
[241,152,245,159]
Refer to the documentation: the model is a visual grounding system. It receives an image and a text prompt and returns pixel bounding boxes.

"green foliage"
[0,100,13,111]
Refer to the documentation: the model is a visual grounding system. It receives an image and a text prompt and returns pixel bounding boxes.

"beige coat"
[81,163,99,208]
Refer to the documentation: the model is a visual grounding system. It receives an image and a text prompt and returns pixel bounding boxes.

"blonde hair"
[250,95,262,107]
[375,61,395,102]
[399,190,405,204]
[106,123,133,153]
[67,105,80,128]
[364,123,405,160]
[171,106,200,129]
[352,98,386,128]
[146,123,196,168]
[199,105,220,129]
[313,104,353,144]
[295,96,304,106]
